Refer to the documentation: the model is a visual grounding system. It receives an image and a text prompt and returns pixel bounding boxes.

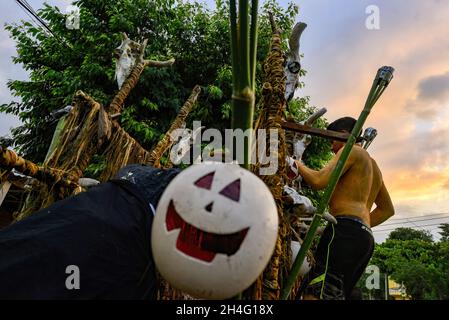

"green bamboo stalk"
[230,0,259,169]
[230,0,239,91]
[366,85,382,108]
[249,0,259,91]
[281,66,394,300]
[238,0,250,90]
[371,86,388,106]
[229,0,259,299]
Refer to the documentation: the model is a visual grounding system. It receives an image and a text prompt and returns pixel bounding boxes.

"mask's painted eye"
[194,171,215,190]
[288,61,301,74]
[219,179,241,202]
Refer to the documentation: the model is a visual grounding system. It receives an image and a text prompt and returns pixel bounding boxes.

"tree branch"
[108,36,175,115]
[0,146,79,190]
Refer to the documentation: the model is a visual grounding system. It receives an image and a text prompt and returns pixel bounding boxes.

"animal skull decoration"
[114,33,141,88]
[284,22,307,102]
[292,128,312,161]
[283,185,315,216]
[151,162,278,299]
[49,105,73,121]
[169,124,204,165]
[283,108,339,222]
[285,108,327,183]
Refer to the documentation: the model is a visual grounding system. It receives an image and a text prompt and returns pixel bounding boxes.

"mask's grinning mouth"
[165,200,249,262]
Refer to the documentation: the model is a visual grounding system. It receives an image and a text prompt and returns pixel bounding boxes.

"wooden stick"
[281,120,364,142]
[0,146,79,189]
[268,11,278,33]
[147,85,201,167]
[108,47,175,115]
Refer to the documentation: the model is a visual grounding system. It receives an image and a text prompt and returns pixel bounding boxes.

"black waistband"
[335,215,372,235]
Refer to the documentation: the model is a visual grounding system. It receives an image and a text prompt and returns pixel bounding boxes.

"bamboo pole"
[230,0,259,169]
[281,66,394,300]
[249,0,259,92]
[228,0,260,300]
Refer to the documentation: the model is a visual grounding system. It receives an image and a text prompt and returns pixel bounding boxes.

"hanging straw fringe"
[12,81,200,218]
[98,121,151,181]
[248,13,292,300]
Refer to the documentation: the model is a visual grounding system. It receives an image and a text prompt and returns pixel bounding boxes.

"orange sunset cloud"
[298,0,449,227]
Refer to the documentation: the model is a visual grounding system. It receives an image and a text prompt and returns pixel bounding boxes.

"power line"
[14,0,48,35]
[14,0,73,49]
[373,222,448,233]
[15,0,56,38]
[378,215,449,228]
[387,212,449,221]
[18,0,37,16]
[22,0,59,36]
[19,0,59,38]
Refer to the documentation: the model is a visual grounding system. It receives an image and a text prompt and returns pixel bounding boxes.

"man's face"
[330,129,350,153]
[331,140,344,154]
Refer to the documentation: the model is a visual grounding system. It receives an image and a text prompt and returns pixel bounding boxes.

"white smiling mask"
[151,162,278,299]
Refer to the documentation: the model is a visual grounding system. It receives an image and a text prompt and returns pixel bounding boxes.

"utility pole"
[384,273,389,300]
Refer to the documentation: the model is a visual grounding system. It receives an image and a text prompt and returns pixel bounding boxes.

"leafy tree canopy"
[438,223,449,242]
[367,225,449,300]
[1,0,303,163]
[1,0,335,209]
[388,227,433,242]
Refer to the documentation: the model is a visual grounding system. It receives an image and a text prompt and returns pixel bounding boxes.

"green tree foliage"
[0,136,13,148]
[367,225,449,300]
[438,223,449,242]
[388,227,433,242]
[2,0,335,210]
[1,0,300,163]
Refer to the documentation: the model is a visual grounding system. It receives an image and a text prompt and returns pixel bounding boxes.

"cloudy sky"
[1,0,449,242]
[290,0,449,242]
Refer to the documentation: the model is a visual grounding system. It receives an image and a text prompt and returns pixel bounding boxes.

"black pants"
[302,216,374,300]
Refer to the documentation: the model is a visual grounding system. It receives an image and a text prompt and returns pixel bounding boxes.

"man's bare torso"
[329,145,383,226]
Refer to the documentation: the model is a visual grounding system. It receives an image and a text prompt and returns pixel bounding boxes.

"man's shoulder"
[370,157,383,179]
[348,145,371,160]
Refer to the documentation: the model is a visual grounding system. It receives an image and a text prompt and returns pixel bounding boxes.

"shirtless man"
[295,117,394,300]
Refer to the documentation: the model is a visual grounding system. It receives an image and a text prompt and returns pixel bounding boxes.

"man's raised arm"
[295,148,354,190]
[370,182,395,227]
